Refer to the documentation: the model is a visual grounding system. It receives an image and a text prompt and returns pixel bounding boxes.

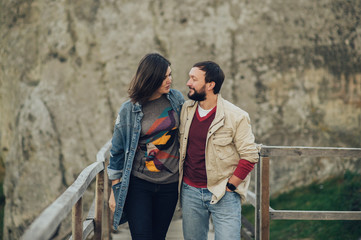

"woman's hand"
[109,189,115,212]
[109,189,116,212]
[109,179,120,212]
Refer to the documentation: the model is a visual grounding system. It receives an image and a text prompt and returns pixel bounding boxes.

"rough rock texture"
[1,0,360,238]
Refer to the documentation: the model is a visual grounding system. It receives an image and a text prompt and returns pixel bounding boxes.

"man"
[179,61,259,240]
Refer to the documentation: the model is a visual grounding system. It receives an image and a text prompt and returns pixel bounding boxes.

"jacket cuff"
[107,166,123,180]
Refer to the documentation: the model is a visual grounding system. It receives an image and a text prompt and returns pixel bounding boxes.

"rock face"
[1,0,360,238]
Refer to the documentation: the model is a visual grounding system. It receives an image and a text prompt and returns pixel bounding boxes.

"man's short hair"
[193,61,224,94]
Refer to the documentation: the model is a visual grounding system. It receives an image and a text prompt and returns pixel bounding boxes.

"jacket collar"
[132,102,142,112]
[186,94,225,123]
[210,94,225,129]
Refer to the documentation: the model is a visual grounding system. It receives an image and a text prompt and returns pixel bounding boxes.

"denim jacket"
[107,89,184,229]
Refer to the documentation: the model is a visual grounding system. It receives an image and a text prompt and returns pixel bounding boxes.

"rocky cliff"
[1,0,360,238]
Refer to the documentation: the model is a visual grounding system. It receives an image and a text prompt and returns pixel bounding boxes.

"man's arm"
[227,160,255,191]
[228,113,258,190]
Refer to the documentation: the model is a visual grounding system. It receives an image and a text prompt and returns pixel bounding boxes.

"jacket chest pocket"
[212,132,236,160]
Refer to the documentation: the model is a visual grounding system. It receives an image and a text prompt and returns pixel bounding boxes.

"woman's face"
[155,66,172,96]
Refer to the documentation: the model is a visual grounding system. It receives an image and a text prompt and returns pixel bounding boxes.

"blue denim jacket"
[107,89,184,229]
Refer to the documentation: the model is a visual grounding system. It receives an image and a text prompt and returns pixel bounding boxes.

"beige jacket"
[179,95,259,204]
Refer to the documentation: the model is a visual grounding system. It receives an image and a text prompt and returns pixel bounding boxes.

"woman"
[108,53,184,240]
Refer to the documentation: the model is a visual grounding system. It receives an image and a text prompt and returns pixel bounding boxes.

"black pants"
[124,176,178,240]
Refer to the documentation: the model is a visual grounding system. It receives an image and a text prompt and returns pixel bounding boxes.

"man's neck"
[199,94,218,110]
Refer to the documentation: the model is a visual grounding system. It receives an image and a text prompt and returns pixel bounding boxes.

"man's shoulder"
[221,98,249,118]
[183,99,196,108]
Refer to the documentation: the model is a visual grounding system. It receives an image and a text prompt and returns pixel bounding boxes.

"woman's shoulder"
[169,89,185,101]
[118,99,134,114]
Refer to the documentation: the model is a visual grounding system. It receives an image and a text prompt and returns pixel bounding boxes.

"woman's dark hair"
[128,53,171,104]
[193,61,224,94]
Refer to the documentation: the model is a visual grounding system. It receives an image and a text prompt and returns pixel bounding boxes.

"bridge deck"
[111,212,215,240]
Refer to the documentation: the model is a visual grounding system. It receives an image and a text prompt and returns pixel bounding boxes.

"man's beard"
[187,85,206,101]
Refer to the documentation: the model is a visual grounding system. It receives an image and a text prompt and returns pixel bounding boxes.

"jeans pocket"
[182,182,191,189]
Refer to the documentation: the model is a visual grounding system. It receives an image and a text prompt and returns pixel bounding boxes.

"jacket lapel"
[208,95,225,135]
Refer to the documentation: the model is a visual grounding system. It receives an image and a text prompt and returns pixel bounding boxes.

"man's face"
[187,67,207,101]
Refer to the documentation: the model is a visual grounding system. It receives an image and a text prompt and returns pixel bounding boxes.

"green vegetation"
[243,171,361,240]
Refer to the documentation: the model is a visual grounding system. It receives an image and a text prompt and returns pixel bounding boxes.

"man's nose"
[186,79,192,86]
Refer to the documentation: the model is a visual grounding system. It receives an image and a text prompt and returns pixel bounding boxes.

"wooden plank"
[81,220,94,240]
[103,157,112,240]
[68,219,94,240]
[97,139,112,162]
[260,146,361,158]
[270,210,361,220]
[72,197,83,240]
[255,159,261,240]
[21,161,104,240]
[86,199,96,220]
[260,157,270,240]
[242,215,255,240]
[246,191,256,207]
[247,191,274,211]
[94,170,104,240]
[68,199,96,240]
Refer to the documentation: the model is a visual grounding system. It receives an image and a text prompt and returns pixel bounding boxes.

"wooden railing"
[21,140,112,240]
[252,146,361,240]
[21,142,361,240]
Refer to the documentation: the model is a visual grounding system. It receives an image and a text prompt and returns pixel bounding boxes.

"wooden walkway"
[112,218,215,240]
[20,141,361,240]
[112,211,215,240]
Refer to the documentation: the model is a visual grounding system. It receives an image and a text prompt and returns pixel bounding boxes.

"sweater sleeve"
[233,159,255,180]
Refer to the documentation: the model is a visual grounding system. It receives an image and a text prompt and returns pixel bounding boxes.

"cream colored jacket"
[179,95,259,204]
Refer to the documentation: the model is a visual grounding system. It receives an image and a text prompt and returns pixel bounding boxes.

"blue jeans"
[124,176,178,240]
[181,182,242,240]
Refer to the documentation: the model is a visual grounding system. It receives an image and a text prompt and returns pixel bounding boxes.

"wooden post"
[72,197,83,240]
[103,159,111,240]
[260,157,270,240]
[94,169,104,239]
[255,158,261,240]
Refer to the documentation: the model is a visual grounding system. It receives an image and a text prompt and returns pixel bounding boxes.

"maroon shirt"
[183,106,216,188]
[183,105,256,189]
